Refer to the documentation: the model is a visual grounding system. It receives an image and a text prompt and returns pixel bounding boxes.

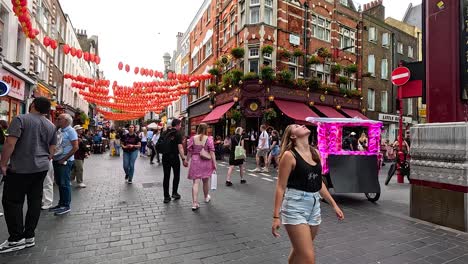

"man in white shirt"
[252,125,269,172]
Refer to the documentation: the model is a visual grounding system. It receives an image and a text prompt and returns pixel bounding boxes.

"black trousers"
[162,154,180,198]
[2,170,47,242]
[149,145,160,163]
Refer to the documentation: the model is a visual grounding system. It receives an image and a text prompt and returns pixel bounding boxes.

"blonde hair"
[235,127,243,135]
[279,125,320,163]
[197,123,208,141]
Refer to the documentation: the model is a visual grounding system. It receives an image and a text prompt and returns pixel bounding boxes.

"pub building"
[188,79,365,147]
[0,60,36,122]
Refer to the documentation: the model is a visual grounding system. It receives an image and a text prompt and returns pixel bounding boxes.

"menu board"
[461,0,468,100]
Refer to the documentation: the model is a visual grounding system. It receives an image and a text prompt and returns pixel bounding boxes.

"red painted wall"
[426,0,465,122]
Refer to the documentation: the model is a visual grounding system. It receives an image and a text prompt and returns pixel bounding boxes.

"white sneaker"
[0,212,3,217]
[0,239,26,253]
[78,183,87,188]
[262,168,269,172]
[25,238,35,248]
[251,168,262,172]
[41,205,52,210]
[205,195,211,203]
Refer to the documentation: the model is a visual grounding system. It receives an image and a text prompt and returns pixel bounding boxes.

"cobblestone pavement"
[0,154,467,264]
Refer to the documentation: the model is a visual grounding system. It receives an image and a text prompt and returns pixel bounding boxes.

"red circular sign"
[391,67,411,86]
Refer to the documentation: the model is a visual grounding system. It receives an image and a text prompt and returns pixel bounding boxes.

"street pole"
[397,86,404,183]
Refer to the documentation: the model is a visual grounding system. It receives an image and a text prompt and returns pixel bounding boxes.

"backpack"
[155,129,177,154]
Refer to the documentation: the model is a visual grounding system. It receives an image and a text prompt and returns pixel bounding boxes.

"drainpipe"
[391,32,396,113]
[303,3,309,79]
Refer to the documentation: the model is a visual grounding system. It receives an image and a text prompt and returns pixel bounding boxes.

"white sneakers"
[205,195,211,203]
[0,239,25,253]
[78,183,87,188]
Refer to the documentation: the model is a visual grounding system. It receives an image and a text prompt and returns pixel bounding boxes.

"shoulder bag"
[234,136,246,160]
[200,136,212,160]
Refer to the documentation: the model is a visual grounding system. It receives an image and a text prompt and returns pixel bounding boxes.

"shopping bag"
[210,171,217,190]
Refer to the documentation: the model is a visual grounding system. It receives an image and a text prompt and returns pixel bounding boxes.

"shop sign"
[378,113,412,124]
[0,81,10,97]
[35,83,53,99]
[0,68,25,100]
[289,34,300,46]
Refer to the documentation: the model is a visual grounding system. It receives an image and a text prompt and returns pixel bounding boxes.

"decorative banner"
[12,0,39,39]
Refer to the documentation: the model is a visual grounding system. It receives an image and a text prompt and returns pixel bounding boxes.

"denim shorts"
[281,188,322,226]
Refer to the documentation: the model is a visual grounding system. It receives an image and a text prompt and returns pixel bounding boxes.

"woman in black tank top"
[271,124,344,264]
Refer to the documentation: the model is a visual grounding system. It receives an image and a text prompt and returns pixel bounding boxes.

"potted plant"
[261,45,274,55]
[230,69,244,85]
[280,49,292,59]
[208,67,220,77]
[230,47,245,59]
[345,64,358,74]
[222,72,234,87]
[242,72,259,80]
[296,79,307,89]
[79,111,88,124]
[307,78,322,91]
[264,108,277,121]
[338,76,349,85]
[207,83,218,92]
[260,66,275,81]
[331,64,342,75]
[317,47,331,60]
[307,55,321,66]
[277,70,293,85]
[231,109,242,121]
[293,48,305,57]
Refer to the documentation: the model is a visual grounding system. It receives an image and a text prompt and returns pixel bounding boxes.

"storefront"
[187,95,211,135]
[34,81,57,121]
[378,113,413,143]
[0,65,34,122]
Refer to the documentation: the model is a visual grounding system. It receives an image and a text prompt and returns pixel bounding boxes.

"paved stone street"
[0,154,467,264]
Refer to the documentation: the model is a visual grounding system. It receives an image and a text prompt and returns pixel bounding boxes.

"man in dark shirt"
[0,97,57,253]
[162,119,187,203]
[71,125,88,188]
[350,132,358,151]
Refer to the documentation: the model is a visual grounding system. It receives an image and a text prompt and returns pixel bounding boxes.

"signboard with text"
[378,113,412,124]
[289,34,300,46]
[0,68,25,100]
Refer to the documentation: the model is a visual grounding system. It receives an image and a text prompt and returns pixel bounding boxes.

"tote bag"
[234,136,246,160]
[210,171,217,190]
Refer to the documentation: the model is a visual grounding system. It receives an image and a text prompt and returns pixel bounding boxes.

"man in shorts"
[252,125,270,172]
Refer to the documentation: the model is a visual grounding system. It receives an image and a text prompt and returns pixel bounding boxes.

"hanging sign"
[0,81,10,97]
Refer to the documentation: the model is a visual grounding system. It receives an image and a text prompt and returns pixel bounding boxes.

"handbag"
[234,136,246,160]
[210,170,217,190]
[200,136,212,160]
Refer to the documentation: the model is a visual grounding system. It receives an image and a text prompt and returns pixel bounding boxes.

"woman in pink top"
[187,123,217,211]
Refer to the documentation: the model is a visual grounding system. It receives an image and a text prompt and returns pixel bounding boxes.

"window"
[206,7,211,22]
[368,55,375,76]
[230,13,236,37]
[0,5,8,55]
[265,0,273,25]
[223,20,228,43]
[382,33,389,47]
[249,48,259,57]
[240,1,246,26]
[313,63,331,83]
[339,26,355,53]
[381,91,388,113]
[340,0,348,6]
[34,47,49,82]
[381,59,388,79]
[205,39,212,58]
[250,0,260,5]
[250,7,260,24]
[397,42,404,54]
[192,53,199,69]
[312,15,331,42]
[407,99,413,115]
[289,66,297,79]
[367,89,375,111]
[408,46,414,58]
[16,25,26,64]
[369,27,377,42]
[249,47,259,74]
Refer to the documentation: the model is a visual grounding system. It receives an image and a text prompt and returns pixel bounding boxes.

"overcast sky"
[60,0,421,85]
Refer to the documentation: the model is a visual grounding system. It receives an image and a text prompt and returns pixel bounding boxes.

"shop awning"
[201,102,234,124]
[275,100,319,123]
[313,105,346,118]
[341,108,369,119]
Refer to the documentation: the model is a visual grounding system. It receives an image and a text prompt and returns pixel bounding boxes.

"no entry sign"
[391,67,411,86]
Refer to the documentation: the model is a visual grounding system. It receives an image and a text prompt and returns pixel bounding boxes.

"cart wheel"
[365,193,380,202]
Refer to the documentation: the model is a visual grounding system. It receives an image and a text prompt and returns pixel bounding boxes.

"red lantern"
[125,64,130,72]
[89,53,95,62]
[43,36,50,47]
[118,62,123,70]
[83,52,90,61]
[70,47,77,56]
[50,40,58,50]
[95,56,101,65]
[76,49,83,59]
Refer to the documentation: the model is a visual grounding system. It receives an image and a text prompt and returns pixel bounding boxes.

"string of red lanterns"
[12,0,39,39]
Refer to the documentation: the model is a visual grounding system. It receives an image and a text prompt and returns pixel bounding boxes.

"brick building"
[185,0,365,137]
[361,0,418,142]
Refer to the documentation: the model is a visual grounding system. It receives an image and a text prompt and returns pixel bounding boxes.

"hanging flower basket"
[264,108,277,121]
[231,47,245,59]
